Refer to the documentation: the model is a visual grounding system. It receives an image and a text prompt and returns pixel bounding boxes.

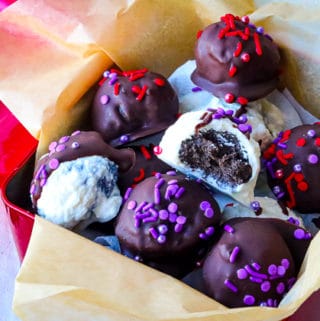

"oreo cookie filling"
[178,129,252,187]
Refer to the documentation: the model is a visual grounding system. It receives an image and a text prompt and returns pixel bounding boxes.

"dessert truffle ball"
[117,144,172,196]
[91,68,179,146]
[191,14,281,104]
[202,218,311,308]
[157,109,260,205]
[30,131,135,229]
[263,123,320,213]
[115,172,221,278]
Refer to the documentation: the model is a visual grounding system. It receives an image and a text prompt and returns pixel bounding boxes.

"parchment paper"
[0,0,319,320]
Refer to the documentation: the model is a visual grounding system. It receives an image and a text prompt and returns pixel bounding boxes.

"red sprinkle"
[263,144,276,160]
[110,68,123,75]
[276,150,293,165]
[225,93,235,103]
[229,65,237,77]
[196,30,203,39]
[114,82,120,95]
[153,78,165,86]
[140,145,152,160]
[153,145,163,155]
[280,130,292,143]
[133,168,145,183]
[233,42,243,57]
[253,32,263,56]
[136,85,148,101]
[296,138,306,147]
[237,96,248,105]
[294,173,304,182]
[297,181,309,192]
[130,73,145,81]
[241,53,251,62]
[315,138,320,147]
[131,85,141,94]
[98,77,107,86]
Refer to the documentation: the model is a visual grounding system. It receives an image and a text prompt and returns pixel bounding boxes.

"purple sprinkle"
[120,135,129,143]
[245,265,268,280]
[155,178,165,189]
[176,216,187,225]
[143,202,154,212]
[35,164,46,180]
[71,130,81,136]
[143,216,158,223]
[260,302,267,307]
[168,202,178,213]
[124,187,132,201]
[305,232,312,240]
[134,255,142,261]
[200,201,211,211]
[276,282,285,294]
[174,223,183,233]
[56,144,66,152]
[237,268,248,280]
[175,187,185,199]
[307,129,316,137]
[229,246,240,263]
[224,279,238,293]
[272,185,281,195]
[252,262,261,271]
[243,295,255,306]
[268,264,277,276]
[257,26,264,34]
[157,235,166,244]
[204,207,214,218]
[149,208,158,218]
[288,277,296,289]
[250,201,261,212]
[155,172,162,179]
[293,164,302,172]
[159,209,169,220]
[225,109,234,116]
[277,265,286,276]
[238,115,248,124]
[127,200,137,210]
[59,136,70,144]
[100,94,110,105]
[281,258,290,270]
[135,201,147,213]
[265,34,273,41]
[109,76,118,85]
[39,178,47,187]
[199,233,207,240]
[267,298,274,307]
[158,224,168,234]
[238,123,250,133]
[166,170,177,176]
[294,228,306,240]
[48,158,59,170]
[192,86,202,92]
[48,141,58,152]
[134,212,150,220]
[71,142,80,149]
[287,217,296,225]
[205,226,215,236]
[308,154,319,164]
[168,179,178,185]
[278,142,287,149]
[169,213,177,223]
[250,276,263,283]
[103,70,110,78]
[277,192,285,199]
[29,184,36,195]
[213,113,223,120]
[134,219,141,228]
[154,188,161,204]
[261,281,271,292]
[224,224,234,233]
[149,227,159,239]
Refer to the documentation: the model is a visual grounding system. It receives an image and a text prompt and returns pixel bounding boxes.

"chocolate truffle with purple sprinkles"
[30,131,135,229]
[202,217,311,308]
[91,68,179,146]
[263,123,320,213]
[115,172,221,278]
[191,14,281,104]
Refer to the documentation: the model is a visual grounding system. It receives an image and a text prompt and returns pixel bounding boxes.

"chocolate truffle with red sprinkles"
[117,144,173,196]
[202,217,311,308]
[263,123,320,213]
[91,68,179,146]
[115,172,221,278]
[191,14,281,104]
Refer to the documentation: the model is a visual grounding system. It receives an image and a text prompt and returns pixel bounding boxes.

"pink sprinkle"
[59,136,70,144]
[56,144,66,152]
[30,184,36,195]
[39,178,47,187]
[100,94,110,105]
[71,130,81,136]
[127,200,137,210]
[48,141,58,152]
[35,164,46,180]
[48,158,59,170]
[229,246,240,263]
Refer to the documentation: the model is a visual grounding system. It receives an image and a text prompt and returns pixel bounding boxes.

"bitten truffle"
[263,123,320,213]
[191,14,281,104]
[91,68,179,146]
[115,172,221,278]
[30,131,135,229]
[202,217,311,308]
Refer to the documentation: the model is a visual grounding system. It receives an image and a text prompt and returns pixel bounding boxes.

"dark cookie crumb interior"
[178,129,252,187]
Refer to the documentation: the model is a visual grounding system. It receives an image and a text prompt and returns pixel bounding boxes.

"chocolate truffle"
[263,123,320,213]
[30,131,135,229]
[115,172,221,278]
[91,68,179,146]
[157,109,260,205]
[191,14,281,104]
[117,144,172,196]
[202,217,311,308]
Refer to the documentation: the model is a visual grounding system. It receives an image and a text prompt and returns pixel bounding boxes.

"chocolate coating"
[115,173,221,278]
[91,69,179,146]
[30,130,135,207]
[202,218,311,308]
[263,123,320,213]
[191,14,281,102]
[117,144,172,196]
